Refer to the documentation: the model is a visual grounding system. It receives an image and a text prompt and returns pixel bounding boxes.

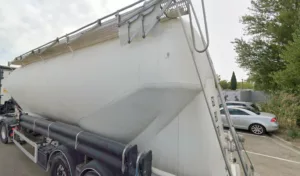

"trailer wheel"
[50,153,71,176]
[0,123,8,144]
[84,171,99,176]
[80,160,113,176]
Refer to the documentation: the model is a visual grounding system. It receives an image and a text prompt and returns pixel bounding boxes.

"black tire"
[50,153,71,176]
[80,160,112,176]
[0,123,8,144]
[249,124,265,135]
[84,171,100,176]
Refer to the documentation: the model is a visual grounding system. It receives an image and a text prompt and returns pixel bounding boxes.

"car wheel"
[0,123,8,144]
[249,124,265,135]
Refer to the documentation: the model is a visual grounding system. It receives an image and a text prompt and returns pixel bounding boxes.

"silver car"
[220,106,279,135]
[220,101,260,114]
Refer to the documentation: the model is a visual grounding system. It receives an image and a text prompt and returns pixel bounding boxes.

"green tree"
[237,80,254,89]
[233,0,300,91]
[219,80,230,90]
[273,29,300,93]
[230,72,237,90]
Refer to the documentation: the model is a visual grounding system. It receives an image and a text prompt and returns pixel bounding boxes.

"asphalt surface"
[0,143,47,176]
[0,132,299,176]
[240,131,300,176]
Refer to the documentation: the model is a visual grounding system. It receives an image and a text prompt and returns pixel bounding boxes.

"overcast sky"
[0,0,250,81]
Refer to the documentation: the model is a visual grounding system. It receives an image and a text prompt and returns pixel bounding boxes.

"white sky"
[0,0,251,81]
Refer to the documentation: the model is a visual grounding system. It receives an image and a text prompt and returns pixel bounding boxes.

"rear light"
[271,117,277,122]
[10,127,17,137]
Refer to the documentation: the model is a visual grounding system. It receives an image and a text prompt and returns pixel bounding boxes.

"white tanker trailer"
[0,0,254,176]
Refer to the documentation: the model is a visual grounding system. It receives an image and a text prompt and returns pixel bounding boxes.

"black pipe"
[78,132,125,157]
[36,119,54,129]
[20,115,150,176]
[21,121,76,147]
[47,122,81,138]
[20,114,39,123]
[19,121,122,170]
[76,144,122,170]
[22,115,82,138]
[20,115,125,157]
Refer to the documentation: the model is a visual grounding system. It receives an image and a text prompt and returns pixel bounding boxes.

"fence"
[221,90,268,103]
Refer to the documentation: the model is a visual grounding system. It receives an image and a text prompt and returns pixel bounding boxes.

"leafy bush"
[237,81,254,89]
[260,92,300,129]
[287,128,300,139]
[219,80,230,90]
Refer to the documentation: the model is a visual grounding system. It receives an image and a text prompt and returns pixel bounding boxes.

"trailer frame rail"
[13,129,39,163]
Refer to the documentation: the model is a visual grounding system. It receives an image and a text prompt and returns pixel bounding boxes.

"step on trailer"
[0,0,254,176]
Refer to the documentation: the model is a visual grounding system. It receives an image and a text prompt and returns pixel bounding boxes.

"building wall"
[221,90,241,101]
[222,90,268,103]
[240,90,251,102]
[251,91,268,102]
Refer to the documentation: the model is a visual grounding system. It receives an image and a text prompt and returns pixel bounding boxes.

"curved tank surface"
[3,11,229,176]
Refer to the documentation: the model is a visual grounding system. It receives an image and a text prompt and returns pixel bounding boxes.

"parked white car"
[220,101,260,114]
[220,106,279,135]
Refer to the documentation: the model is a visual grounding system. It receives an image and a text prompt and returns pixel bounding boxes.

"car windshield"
[220,102,260,115]
[241,106,260,115]
[251,103,260,112]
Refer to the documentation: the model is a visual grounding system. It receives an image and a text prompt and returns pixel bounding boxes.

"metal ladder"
[116,0,254,175]
[173,0,254,175]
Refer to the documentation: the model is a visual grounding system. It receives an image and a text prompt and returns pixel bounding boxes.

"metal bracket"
[122,145,138,176]
[122,144,132,173]
[135,152,144,176]
[33,118,39,131]
[65,36,74,54]
[74,131,84,150]
[127,13,142,43]
[141,15,146,38]
[127,1,151,43]
[141,5,156,39]
[13,130,39,163]
[135,151,152,176]
[144,0,173,37]
[116,13,121,27]
[47,122,54,137]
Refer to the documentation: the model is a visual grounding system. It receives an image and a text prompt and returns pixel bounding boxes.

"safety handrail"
[176,0,253,175]
[197,16,254,176]
[14,0,152,61]
[189,0,253,173]
[175,1,234,175]
[14,0,192,63]
[187,0,209,53]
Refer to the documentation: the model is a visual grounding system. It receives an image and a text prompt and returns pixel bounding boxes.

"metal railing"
[176,0,254,175]
[14,0,159,61]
